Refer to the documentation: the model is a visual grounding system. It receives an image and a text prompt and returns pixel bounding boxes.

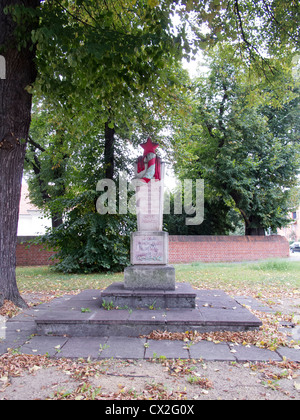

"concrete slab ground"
[0,288,299,362]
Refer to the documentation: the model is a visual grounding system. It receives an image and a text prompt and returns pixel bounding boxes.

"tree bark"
[228,191,265,236]
[245,217,265,236]
[0,0,40,308]
[104,121,115,180]
[52,213,63,229]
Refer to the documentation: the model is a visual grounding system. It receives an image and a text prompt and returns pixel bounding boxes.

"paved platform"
[34,288,261,336]
[0,289,299,362]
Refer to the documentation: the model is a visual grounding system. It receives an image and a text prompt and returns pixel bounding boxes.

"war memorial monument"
[35,139,262,336]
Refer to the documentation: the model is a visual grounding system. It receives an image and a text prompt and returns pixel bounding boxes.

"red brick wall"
[16,237,57,267]
[169,235,290,263]
[16,235,289,267]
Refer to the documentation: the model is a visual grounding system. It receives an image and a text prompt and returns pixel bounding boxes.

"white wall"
[17,210,52,236]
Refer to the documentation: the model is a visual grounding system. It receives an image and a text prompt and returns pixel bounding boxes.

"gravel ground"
[1,357,299,401]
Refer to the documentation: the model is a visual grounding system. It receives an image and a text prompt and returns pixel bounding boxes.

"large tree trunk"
[229,191,266,236]
[245,225,265,236]
[0,0,40,308]
[243,214,265,236]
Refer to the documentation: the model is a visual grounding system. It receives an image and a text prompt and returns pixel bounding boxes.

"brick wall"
[16,237,57,267]
[169,235,289,263]
[16,235,289,267]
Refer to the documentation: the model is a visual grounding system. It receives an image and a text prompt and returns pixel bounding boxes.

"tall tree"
[173,45,300,235]
[0,0,40,307]
[1,0,299,306]
[1,0,184,305]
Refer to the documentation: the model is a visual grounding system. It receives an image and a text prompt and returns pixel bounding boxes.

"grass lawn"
[16,266,123,293]
[16,259,300,300]
[176,260,300,295]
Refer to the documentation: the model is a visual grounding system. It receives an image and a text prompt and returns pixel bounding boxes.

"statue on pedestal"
[135,137,161,184]
[124,137,174,289]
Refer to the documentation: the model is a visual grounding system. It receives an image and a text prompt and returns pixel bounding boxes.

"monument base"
[35,288,263,337]
[124,264,175,290]
[101,282,196,309]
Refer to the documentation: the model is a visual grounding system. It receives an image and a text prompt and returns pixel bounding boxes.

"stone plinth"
[124,264,175,290]
[135,163,165,232]
[101,282,196,309]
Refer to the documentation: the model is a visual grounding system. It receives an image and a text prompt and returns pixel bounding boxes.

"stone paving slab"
[276,347,300,362]
[13,336,296,362]
[101,337,147,359]
[55,336,109,359]
[144,339,190,359]
[234,296,275,313]
[189,341,236,361]
[200,306,259,327]
[196,290,236,308]
[19,335,69,358]
[231,345,282,362]
[1,332,299,362]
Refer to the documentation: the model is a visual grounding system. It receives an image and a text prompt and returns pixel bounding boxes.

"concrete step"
[35,287,262,337]
[101,282,196,309]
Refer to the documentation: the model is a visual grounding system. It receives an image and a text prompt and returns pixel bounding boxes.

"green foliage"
[32,0,186,131]
[251,260,290,272]
[172,44,300,234]
[178,0,299,60]
[42,190,135,273]
[163,192,236,235]
[24,1,194,274]
[22,0,300,276]
[102,299,115,310]
[26,105,139,274]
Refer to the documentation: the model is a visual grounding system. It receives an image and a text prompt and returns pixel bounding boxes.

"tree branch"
[27,135,46,152]
[218,83,228,146]
[261,0,298,45]
[54,0,96,29]
[234,0,253,51]
[233,0,276,78]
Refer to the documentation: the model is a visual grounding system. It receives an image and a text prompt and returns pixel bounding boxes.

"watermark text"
[0,55,6,79]
[96,173,204,226]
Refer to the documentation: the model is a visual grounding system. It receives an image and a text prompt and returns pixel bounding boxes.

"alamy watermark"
[0,55,6,79]
[96,173,204,226]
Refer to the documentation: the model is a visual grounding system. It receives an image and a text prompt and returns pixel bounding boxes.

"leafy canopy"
[172,44,300,234]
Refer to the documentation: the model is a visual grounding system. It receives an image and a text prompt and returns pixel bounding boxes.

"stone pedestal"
[124,264,175,290]
[101,282,196,309]
[135,177,164,232]
[126,230,175,290]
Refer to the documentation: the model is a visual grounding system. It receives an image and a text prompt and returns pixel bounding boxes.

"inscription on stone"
[131,232,168,265]
[132,235,163,264]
